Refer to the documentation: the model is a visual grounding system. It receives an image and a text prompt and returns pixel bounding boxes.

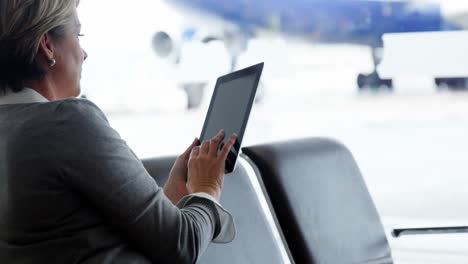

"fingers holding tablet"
[190,146,200,158]
[209,130,226,156]
[219,134,237,162]
[201,140,210,155]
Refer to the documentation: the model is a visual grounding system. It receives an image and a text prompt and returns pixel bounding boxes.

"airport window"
[78,1,468,262]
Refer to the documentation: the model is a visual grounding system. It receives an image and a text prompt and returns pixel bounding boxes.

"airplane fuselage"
[167,0,452,47]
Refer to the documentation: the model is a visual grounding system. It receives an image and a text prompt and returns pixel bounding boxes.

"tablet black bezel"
[199,62,264,173]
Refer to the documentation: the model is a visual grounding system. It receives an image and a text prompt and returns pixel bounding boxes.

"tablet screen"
[200,63,263,173]
[202,73,257,142]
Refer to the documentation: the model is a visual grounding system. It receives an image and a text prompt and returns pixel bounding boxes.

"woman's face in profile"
[52,8,88,98]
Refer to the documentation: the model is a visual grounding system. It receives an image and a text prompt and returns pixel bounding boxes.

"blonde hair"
[0,0,79,92]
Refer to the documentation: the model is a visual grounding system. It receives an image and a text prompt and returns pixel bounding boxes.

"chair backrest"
[142,156,288,264]
[242,138,393,264]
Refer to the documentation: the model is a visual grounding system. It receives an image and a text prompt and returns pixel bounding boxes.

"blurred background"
[78,0,468,262]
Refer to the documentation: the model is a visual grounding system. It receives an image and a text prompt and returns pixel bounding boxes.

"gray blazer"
[0,98,229,263]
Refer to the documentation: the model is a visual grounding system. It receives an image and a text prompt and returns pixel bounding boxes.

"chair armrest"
[392,226,468,238]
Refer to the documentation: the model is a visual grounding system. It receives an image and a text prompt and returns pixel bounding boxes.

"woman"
[0,1,236,263]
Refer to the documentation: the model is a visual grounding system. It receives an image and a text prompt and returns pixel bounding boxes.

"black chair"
[243,138,393,264]
[142,156,289,264]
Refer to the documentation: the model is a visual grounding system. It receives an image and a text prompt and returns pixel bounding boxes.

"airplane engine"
[151,28,235,109]
[151,26,250,109]
[152,31,181,64]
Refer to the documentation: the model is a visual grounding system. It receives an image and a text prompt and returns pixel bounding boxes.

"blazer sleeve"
[51,99,219,264]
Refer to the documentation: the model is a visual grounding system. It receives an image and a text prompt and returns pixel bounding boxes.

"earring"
[48,58,56,67]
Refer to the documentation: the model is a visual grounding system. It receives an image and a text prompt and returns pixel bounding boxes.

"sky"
[440,0,468,15]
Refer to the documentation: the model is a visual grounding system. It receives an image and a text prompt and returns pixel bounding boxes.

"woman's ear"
[37,33,55,62]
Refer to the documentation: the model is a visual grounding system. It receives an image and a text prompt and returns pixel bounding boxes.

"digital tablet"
[199,62,264,173]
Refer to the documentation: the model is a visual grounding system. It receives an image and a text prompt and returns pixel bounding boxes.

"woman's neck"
[23,79,58,101]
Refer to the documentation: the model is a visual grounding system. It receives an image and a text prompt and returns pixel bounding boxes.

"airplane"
[151,0,466,109]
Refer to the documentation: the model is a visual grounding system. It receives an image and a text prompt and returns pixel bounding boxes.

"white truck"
[378,30,468,91]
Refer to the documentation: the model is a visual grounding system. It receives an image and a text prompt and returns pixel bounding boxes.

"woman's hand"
[164,138,199,205]
[187,130,237,201]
